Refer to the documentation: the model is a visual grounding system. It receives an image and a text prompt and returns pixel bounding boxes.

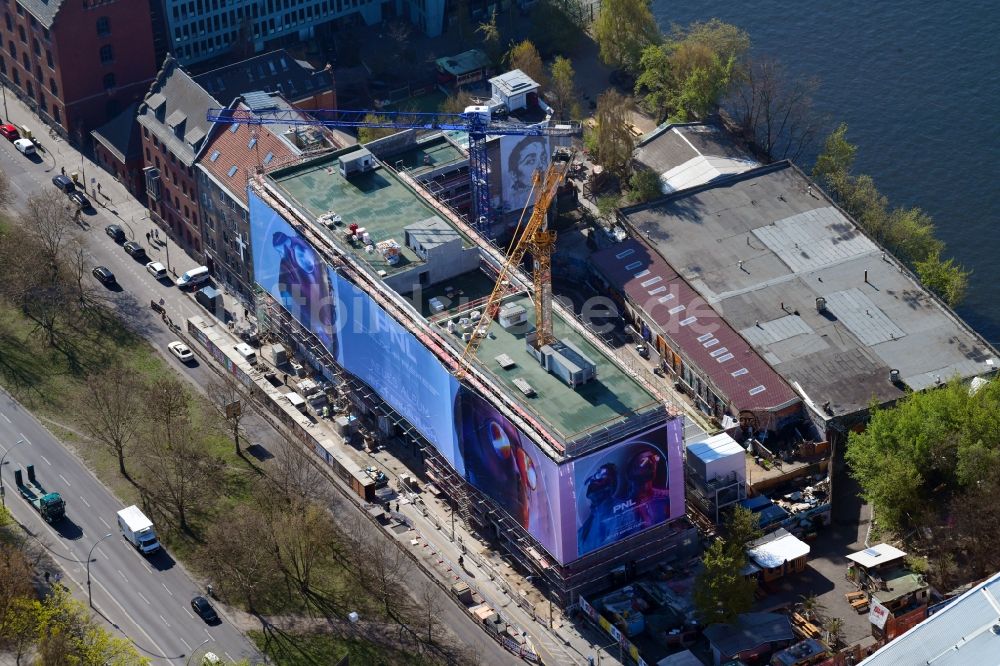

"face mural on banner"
[249,191,338,355]
[572,419,685,557]
[454,388,563,561]
[501,135,551,211]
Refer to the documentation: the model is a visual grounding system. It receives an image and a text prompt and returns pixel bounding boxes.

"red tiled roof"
[591,238,799,413]
[198,103,296,205]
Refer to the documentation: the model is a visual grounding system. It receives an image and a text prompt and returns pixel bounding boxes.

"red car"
[0,124,19,141]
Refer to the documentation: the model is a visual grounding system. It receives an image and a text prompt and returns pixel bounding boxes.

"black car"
[123,241,147,260]
[105,224,125,243]
[190,596,219,624]
[69,191,91,210]
[52,174,76,193]
[92,266,115,286]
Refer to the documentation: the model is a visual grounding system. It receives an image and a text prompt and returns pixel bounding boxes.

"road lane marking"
[180,637,192,651]
[99,516,111,529]
[99,549,108,560]
[117,569,128,582]
[159,614,171,628]
[184,607,195,619]
[18,433,29,444]
[39,454,50,466]
[1,413,9,423]
[80,496,90,507]
[137,591,150,605]
[224,652,233,661]
[162,582,174,597]
[58,474,71,486]
[204,629,213,641]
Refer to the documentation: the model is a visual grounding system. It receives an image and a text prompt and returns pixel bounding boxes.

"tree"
[416,579,443,645]
[271,502,341,611]
[0,543,33,645]
[590,90,636,179]
[636,20,749,122]
[439,90,476,114]
[206,372,251,457]
[797,594,826,623]
[22,193,77,278]
[475,10,502,65]
[824,616,845,649]
[548,56,578,121]
[727,56,822,163]
[595,194,622,224]
[200,505,283,613]
[140,425,222,534]
[693,539,757,625]
[628,168,661,203]
[593,0,660,73]
[721,506,762,556]
[266,437,332,509]
[915,251,971,308]
[78,363,145,477]
[506,40,547,89]
[812,122,856,190]
[357,114,397,144]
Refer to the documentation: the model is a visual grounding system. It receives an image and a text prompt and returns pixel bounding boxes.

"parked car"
[52,174,76,193]
[0,124,19,141]
[13,138,35,156]
[190,596,219,624]
[68,191,91,210]
[123,241,146,260]
[145,261,167,279]
[104,224,125,243]
[167,341,193,363]
[92,266,115,286]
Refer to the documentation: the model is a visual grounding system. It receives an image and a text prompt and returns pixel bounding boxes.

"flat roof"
[703,612,794,658]
[591,238,799,413]
[270,150,473,276]
[389,136,465,176]
[435,49,491,77]
[687,432,744,464]
[442,292,660,442]
[490,69,539,97]
[847,543,907,569]
[870,569,927,604]
[635,123,759,194]
[747,528,810,569]
[859,571,1000,666]
[622,162,997,420]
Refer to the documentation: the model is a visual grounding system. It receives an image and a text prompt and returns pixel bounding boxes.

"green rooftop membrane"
[446,293,660,441]
[271,152,472,275]
[388,138,464,176]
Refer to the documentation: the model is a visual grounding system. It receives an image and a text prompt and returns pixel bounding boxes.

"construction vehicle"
[14,465,66,523]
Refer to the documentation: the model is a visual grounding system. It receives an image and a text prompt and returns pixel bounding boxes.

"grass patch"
[249,629,441,666]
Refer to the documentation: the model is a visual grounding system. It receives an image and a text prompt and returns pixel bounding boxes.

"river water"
[651,0,1000,342]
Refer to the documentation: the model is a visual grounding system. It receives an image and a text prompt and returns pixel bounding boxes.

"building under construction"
[247,143,697,603]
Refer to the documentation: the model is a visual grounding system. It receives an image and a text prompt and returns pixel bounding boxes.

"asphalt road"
[0,130,516,663]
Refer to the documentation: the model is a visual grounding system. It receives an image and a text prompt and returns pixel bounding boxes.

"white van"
[234,343,258,365]
[13,138,36,156]
[176,265,210,289]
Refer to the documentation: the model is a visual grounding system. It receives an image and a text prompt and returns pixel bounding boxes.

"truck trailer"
[14,465,66,523]
[116,505,161,555]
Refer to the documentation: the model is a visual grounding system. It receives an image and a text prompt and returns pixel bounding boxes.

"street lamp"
[592,637,623,666]
[0,438,28,508]
[185,638,211,666]
[87,533,114,609]
[0,83,8,122]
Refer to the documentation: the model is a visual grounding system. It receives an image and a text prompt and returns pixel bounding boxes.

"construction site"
[241,120,699,606]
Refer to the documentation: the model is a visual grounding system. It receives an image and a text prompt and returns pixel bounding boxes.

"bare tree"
[200,505,283,613]
[415,579,443,646]
[271,502,341,609]
[140,425,222,534]
[726,56,823,163]
[22,193,76,278]
[266,437,331,508]
[78,363,145,477]
[590,90,636,180]
[206,372,251,456]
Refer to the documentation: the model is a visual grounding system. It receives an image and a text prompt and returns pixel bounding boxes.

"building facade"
[154,0,445,66]
[0,0,157,142]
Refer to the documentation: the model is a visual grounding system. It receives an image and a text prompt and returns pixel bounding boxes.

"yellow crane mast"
[456,159,570,379]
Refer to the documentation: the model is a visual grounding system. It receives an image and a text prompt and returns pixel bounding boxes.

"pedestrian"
[146,231,151,243]
[44,571,50,583]
[283,373,289,386]
[60,166,65,176]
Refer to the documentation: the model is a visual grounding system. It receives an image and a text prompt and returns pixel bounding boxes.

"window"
[102,73,115,89]
[49,78,56,94]
[3,14,10,31]
[96,17,110,37]
[263,152,273,165]
[209,150,220,161]
[17,26,25,43]
[227,165,238,177]
[46,50,52,68]
[99,45,113,64]
[247,137,256,149]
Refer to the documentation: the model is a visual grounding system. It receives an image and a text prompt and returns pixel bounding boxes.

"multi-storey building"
[0,0,157,143]
[159,0,415,68]
[197,90,336,300]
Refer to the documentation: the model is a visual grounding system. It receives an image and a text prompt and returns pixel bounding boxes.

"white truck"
[116,505,161,555]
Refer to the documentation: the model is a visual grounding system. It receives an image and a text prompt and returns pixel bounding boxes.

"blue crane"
[207,105,579,239]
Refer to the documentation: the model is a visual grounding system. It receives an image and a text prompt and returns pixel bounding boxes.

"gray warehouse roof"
[621,162,996,421]
[405,217,461,250]
[860,571,1000,666]
[635,123,759,194]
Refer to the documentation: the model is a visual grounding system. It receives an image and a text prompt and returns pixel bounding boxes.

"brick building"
[197,91,335,300]
[137,55,216,260]
[0,0,156,143]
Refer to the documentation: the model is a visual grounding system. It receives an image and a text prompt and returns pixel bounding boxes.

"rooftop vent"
[889,368,901,384]
[816,297,827,312]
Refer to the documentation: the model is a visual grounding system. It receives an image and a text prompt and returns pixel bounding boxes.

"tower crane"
[207,105,579,239]
[456,158,571,379]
